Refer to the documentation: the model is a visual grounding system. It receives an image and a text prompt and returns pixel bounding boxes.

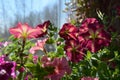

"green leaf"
[91,53,100,60]
[114,51,118,57]
[57,37,64,42]
[56,46,64,56]
[46,37,55,44]
[48,24,57,32]
[25,62,35,68]
[49,32,54,37]
[86,51,92,60]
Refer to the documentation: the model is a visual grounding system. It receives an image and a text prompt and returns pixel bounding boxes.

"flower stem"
[43,47,47,55]
[20,39,26,66]
[19,39,26,80]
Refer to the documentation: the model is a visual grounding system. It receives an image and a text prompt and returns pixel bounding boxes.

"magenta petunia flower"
[33,55,38,64]
[24,73,32,80]
[64,39,85,63]
[9,22,41,39]
[41,56,52,67]
[0,55,16,80]
[35,20,50,37]
[29,38,47,54]
[79,18,111,52]
[41,56,71,80]
[18,66,25,73]
[79,18,102,33]
[11,62,16,78]
[59,23,79,40]
[81,77,99,80]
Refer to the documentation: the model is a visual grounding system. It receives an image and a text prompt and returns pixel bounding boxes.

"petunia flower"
[9,22,41,39]
[81,77,99,80]
[11,62,16,78]
[0,55,16,80]
[33,55,38,64]
[24,73,32,80]
[18,66,25,73]
[35,20,50,38]
[59,23,79,40]
[64,39,85,63]
[3,41,11,47]
[79,18,102,33]
[79,18,111,52]
[41,56,55,68]
[41,56,71,80]
[29,38,47,54]
[0,41,11,48]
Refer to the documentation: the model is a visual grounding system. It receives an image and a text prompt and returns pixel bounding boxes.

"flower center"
[89,30,98,40]
[0,69,6,75]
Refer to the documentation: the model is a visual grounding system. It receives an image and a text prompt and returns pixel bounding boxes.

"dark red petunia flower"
[36,20,50,38]
[59,23,79,40]
[64,39,85,63]
[79,18,111,52]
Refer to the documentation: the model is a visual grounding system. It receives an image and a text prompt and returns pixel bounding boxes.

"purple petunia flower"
[0,55,16,80]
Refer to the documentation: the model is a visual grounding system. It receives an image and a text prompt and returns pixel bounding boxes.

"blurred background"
[1,0,120,39]
[0,0,67,39]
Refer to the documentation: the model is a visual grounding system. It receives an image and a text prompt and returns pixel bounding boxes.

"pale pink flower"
[29,38,47,54]
[81,77,99,80]
[3,41,11,47]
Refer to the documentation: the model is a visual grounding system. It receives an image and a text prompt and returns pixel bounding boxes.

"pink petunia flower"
[3,41,11,47]
[24,73,32,80]
[41,56,71,80]
[0,41,11,48]
[33,55,38,64]
[29,38,47,54]
[81,77,99,80]
[9,22,41,39]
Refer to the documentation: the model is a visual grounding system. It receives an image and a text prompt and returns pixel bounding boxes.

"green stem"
[19,39,26,80]
[20,39,26,66]
[43,47,47,55]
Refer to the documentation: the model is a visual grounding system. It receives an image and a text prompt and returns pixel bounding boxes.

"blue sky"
[0,0,67,28]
